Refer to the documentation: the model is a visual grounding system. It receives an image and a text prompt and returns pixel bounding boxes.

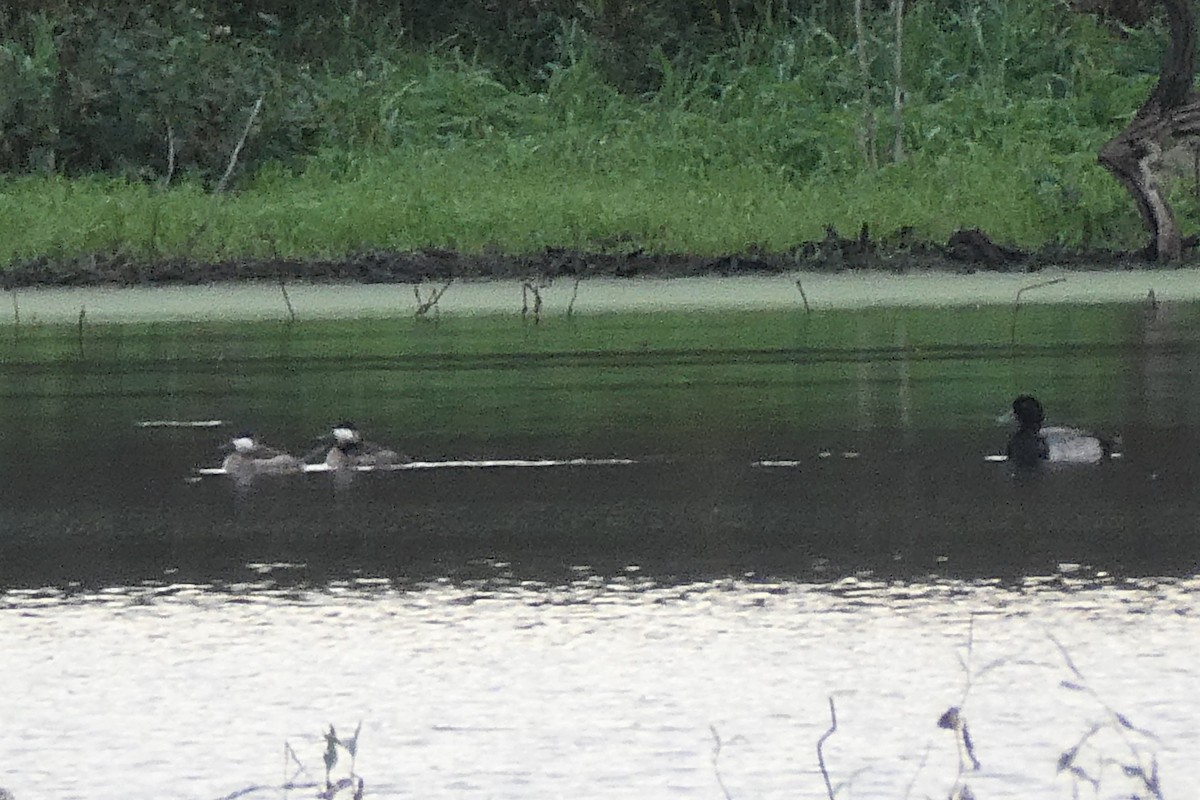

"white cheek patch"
[332,427,357,444]
[232,437,256,453]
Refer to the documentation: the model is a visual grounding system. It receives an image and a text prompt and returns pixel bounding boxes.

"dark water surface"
[2,303,1199,799]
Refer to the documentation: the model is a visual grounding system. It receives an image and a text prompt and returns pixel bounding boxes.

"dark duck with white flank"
[1006,395,1115,467]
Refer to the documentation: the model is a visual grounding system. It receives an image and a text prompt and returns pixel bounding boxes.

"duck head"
[1012,395,1045,432]
[229,430,258,453]
[331,422,363,450]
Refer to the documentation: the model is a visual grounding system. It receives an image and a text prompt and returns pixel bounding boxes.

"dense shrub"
[0,0,1170,185]
[0,2,316,181]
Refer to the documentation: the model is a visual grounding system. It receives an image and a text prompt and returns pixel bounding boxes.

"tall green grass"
[0,0,1177,265]
[0,139,1149,263]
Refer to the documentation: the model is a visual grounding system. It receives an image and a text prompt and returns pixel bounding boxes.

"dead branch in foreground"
[817,696,838,800]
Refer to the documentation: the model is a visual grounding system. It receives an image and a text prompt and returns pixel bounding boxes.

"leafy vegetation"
[0,1,1186,264]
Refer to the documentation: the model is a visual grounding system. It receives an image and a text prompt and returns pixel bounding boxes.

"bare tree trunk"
[854,0,878,169]
[1098,0,1198,261]
[892,0,905,162]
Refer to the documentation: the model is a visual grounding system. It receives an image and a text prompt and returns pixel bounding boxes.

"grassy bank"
[0,1,1185,266]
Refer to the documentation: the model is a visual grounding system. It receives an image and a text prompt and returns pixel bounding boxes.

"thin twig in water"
[709,725,734,800]
[278,274,296,324]
[901,742,931,800]
[10,288,18,329]
[227,727,360,800]
[957,614,976,707]
[415,279,453,317]
[796,278,812,314]
[938,615,984,799]
[260,235,295,324]
[1048,633,1164,799]
[323,725,339,791]
[522,280,543,324]
[285,740,312,782]
[958,615,984,773]
[218,780,321,800]
[346,720,362,777]
[1048,633,1084,680]
[214,93,265,194]
[76,306,86,356]
[1010,278,1066,349]
[940,707,982,772]
[566,277,581,317]
[1014,278,1067,306]
[817,696,838,800]
[218,785,281,800]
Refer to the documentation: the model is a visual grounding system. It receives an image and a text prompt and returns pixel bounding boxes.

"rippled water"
[3,575,1196,800]
[2,302,1200,799]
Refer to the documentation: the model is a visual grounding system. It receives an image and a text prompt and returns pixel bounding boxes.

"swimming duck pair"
[221,422,405,478]
[1005,395,1116,467]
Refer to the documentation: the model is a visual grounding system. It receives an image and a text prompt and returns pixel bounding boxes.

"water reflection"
[2,305,1200,586]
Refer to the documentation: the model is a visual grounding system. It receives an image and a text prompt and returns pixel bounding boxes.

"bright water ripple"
[2,572,1197,800]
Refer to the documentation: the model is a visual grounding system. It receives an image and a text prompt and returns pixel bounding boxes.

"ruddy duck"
[1006,395,1115,467]
[221,431,304,477]
[313,422,407,470]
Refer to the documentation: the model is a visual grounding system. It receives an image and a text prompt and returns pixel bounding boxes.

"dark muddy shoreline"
[0,227,1178,289]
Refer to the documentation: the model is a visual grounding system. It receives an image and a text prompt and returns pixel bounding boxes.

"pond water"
[2,298,1199,800]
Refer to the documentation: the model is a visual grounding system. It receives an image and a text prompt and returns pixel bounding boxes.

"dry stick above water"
[522,279,544,323]
[566,276,582,317]
[817,696,837,800]
[935,615,1000,800]
[278,274,296,324]
[795,278,813,314]
[76,306,85,355]
[901,743,933,800]
[1009,278,1067,349]
[709,725,735,800]
[261,236,296,323]
[217,723,364,800]
[1048,634,1164,799]
[414,278,453,317]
